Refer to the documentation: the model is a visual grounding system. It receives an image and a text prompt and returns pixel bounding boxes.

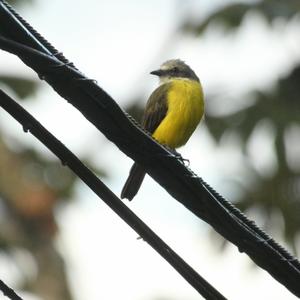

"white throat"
[159,76,189,85]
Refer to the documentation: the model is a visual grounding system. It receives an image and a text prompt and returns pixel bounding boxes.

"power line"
[0,89,227,300]
[0,0,300,297]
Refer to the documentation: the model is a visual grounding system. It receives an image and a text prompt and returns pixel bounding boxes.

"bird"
[121,59,204,200]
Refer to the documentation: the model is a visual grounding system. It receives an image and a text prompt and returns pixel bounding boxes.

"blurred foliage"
[0,0,106,297]
[0,75,39,99]
[0,119,76,299]
[205,66,300,252]
[127,0,300,253]
[180,0,300,253]
[205,66,300,145]
[181,0,300,34]
[1,0,299,299]
[6,0,34,7]
[1,1,75,299]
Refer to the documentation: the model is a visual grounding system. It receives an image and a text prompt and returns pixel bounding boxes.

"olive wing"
[142,82,171,134]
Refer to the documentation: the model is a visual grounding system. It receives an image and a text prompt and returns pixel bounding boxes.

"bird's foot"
[164,146,190,166]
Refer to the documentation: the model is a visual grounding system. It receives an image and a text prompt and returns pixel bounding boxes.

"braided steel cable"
[0,0,76,68]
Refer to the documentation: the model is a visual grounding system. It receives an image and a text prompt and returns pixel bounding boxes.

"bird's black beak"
[150,69,163,76]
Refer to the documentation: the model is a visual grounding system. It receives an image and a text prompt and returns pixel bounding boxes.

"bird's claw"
[164,146,190,166]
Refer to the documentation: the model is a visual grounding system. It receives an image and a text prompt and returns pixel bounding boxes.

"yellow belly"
[152,79,204,149]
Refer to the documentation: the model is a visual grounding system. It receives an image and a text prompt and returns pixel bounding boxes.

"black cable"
[0,89,227,300]
[1,0,297,270]
[0,1,300,296]
[0,33,300,297]
[199,177,300,268]
[0,0,77,69]
[0,279,23,300]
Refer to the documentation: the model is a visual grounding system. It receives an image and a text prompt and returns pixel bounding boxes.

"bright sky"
[1,0,300,299]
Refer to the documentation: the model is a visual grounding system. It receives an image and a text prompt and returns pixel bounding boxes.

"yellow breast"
[152,79,204,149]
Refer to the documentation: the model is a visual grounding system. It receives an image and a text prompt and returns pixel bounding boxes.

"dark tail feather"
[121,163,146,201]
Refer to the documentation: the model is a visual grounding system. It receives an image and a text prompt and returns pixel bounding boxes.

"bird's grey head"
[150,59,199,83]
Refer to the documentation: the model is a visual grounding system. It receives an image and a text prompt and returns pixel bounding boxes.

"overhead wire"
[0,0,300,297]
